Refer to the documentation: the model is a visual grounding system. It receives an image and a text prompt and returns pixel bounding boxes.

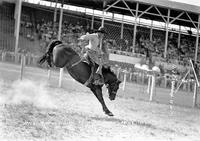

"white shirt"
[80,33,101,52]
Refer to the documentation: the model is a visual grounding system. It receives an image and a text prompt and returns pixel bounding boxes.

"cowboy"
[79,26,109,85]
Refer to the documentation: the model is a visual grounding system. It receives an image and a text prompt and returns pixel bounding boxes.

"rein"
[66,56,82,69]
[71,58,82,68]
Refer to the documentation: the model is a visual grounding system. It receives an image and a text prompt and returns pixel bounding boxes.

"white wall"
[109,53,142,64]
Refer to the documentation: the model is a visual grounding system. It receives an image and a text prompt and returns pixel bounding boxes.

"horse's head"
[106,80,121,101]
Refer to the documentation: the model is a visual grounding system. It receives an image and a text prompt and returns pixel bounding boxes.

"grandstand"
[1,0,200,71]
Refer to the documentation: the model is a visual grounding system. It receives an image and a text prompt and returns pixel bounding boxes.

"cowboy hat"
[96,26,107,34]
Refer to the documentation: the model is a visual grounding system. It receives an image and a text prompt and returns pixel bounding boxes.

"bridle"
[106,80,119,94]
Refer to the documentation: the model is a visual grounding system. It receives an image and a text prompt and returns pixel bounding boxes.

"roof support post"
[194,15,200,63]
[58,0,64,88]
[101,11,105,26]
[100,0,107,55]
[14,0,22,62]
[164,9,170,58]
[101,0,107,27]
[150,20,153,41]
[120,15,124,39]
[132,2,139,53]
[53,0,58,34]
[111,13,114,21]
[178,26,181,48]
[91,10,94,30]
[193,15,200,108]
[53,0,58,24]
[58,3,63,40]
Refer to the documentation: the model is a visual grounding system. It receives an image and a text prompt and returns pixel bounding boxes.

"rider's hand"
[100,51,105,55]
[98,52,104,58]
[78,38,82,41]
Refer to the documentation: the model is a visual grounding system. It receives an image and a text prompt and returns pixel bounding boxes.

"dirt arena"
[0,62,200,141]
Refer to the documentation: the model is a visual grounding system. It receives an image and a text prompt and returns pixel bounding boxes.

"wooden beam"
[164,9,170,58]
[138,5,153,18]
[132,2,139,52]
[154,6,166,23]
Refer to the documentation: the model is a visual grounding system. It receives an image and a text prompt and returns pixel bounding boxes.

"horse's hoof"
[105,111,114,116]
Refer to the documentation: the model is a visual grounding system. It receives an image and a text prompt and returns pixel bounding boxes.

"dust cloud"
[0,79,57,109]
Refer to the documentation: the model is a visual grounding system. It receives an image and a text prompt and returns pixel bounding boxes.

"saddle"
[82,53,104,86]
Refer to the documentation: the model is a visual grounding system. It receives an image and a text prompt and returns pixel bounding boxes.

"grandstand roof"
[134,0,200,14]
[49,0,200,28]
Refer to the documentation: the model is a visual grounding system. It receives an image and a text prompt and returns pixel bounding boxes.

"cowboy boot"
[93,73,104,85]
[93,64,104,85]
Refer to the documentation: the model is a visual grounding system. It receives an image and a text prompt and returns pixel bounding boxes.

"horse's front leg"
[90,86,114,116]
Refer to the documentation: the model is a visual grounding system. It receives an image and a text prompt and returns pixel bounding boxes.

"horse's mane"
[102,67,117,79]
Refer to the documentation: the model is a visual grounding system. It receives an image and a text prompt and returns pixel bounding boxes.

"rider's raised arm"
[79,33,95,41]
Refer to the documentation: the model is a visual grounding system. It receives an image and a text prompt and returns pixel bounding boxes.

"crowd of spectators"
[19,8,200,78]
[34,20,89,53]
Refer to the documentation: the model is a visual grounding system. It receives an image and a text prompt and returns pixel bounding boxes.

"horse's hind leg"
[90,86,113,116]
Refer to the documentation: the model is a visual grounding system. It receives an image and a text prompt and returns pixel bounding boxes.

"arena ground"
[0,62,200,141]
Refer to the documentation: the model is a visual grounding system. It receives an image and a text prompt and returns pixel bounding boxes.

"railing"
[0,50,199,108]
[0,50,196,93]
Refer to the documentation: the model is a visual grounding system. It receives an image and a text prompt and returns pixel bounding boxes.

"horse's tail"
[37,40,62,66]
[38,53,48,65]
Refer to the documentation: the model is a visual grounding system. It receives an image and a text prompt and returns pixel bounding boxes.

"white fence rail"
[0,51,199,108]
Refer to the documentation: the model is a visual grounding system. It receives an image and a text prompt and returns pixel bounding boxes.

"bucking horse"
[38,40,121,116]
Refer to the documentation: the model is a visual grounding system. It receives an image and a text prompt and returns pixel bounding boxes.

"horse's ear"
[117,80,121,84]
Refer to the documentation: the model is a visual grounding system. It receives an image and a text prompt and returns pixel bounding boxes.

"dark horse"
[38,40,121,116]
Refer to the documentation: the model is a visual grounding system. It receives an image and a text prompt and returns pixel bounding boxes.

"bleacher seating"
[1,2,199,79]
